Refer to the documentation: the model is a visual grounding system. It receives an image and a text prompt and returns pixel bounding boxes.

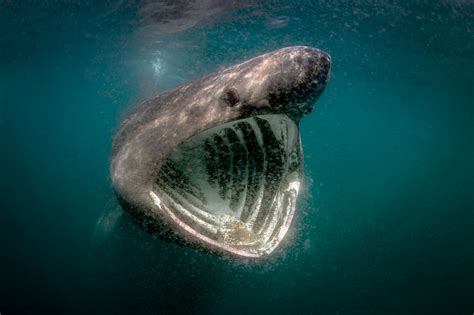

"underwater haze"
[1,0,473,314]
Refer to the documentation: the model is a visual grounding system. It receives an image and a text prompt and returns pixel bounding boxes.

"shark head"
[110,46,331,257]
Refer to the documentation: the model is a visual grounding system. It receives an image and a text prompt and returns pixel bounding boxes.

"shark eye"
[222,88,240,107]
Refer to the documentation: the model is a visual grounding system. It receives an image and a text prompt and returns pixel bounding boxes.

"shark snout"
[305,48,331,84]
[288,46,331,83]
[317,51,331,82]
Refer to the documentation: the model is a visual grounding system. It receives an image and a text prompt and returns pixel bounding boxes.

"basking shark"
[110,46,331,258]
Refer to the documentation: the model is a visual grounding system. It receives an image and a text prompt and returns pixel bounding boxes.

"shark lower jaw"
[151,114,303,257]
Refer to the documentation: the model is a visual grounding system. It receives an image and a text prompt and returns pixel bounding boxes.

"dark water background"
[1,1,473,314]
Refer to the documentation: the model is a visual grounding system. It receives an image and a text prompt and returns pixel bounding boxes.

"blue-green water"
[1,1,473,314]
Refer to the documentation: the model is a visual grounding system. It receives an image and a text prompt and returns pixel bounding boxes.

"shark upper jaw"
[151,114,302,257]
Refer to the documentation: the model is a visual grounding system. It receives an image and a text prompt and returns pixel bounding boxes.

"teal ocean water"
[1,1,473,314]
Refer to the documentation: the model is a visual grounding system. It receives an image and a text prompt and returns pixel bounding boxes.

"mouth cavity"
[152,114,302,257]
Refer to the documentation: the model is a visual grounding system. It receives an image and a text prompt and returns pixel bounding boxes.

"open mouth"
[151,114,302,257]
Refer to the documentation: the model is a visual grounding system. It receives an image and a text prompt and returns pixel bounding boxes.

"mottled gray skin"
[111,46,331,221]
